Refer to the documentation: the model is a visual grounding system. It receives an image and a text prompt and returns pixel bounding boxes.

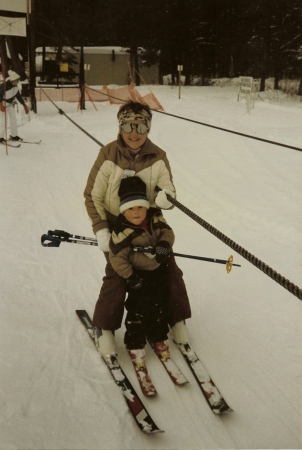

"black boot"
[10,136,23,141]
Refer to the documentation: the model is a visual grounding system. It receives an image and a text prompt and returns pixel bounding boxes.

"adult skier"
[0,70,29,143]
[84,100,191,356]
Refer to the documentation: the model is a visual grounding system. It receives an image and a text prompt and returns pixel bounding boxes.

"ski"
[9,139,42,144]
[150,340,188,386]
[0,141,21,148]
[18,140,42,144]
[176,341,233,414]
[76,310,164,434]
[128,349,158,397]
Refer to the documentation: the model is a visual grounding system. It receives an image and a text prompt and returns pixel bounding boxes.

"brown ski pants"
[93,253,191,330]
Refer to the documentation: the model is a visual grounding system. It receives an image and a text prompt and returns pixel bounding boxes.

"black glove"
[127,272,143,290]
[154,241,171,263]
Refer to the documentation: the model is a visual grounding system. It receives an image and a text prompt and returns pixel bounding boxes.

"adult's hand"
[96,228,111,252]
[155,188,175,209]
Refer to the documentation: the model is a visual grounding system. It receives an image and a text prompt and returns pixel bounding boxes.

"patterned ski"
[176,342,233,414]
[76,310,163,434]
[128,349,158,397]
[150,340,188,386]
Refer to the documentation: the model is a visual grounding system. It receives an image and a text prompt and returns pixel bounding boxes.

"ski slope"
[0,84,301,450]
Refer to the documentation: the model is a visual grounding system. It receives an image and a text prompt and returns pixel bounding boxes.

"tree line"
[1,0,301,93]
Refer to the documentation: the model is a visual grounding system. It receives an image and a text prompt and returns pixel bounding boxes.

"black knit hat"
[118,176,150,213]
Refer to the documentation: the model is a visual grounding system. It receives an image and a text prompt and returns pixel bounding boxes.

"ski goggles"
[121,122,149,134]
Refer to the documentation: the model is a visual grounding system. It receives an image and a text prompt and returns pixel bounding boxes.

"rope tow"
[156,188,302,301]
[42,86,302,152]
[81,86,302,153]
[154,110,302,153]
[41,88,104,147]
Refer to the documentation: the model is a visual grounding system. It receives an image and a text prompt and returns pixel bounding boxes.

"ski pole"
[133,246,240,273]
[41,230,239,273]
[155,187,302,300]
[41,229,97,247]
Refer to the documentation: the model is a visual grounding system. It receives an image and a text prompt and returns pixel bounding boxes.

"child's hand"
[154,241,170,263]
[127,272,143,290]
[143,246,156,259]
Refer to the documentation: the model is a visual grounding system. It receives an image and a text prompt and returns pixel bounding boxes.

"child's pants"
[0,103,18,139]
[124,265,169,349]
[93,253,191,330]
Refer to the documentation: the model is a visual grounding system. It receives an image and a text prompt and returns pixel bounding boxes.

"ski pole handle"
[41,230,98,247]
[41,229,72,247]
[48,229,71,241]
[41,234,62,247]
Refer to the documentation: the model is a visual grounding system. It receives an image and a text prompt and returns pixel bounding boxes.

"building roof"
[35,46,130,55]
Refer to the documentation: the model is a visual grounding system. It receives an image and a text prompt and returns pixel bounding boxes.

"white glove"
[155,188,175,209]
[96,228,111,252]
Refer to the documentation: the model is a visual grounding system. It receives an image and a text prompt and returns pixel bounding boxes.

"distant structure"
[35,46,159,86]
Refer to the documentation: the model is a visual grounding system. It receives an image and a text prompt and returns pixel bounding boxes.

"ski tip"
[143,427,165,434]
[76,309,89,318]
[176,379,189,386]
[212,404,233,415]
[144,390,158,398]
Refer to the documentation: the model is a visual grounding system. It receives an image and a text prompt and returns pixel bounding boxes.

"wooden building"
[35,46,159,86]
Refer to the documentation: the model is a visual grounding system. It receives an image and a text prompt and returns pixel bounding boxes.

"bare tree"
[5,36,27,79]
[0,36,9,75]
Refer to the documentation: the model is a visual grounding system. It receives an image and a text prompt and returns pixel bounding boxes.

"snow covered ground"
[0,84,301,450]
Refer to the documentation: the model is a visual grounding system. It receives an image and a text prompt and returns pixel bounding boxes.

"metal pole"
[1,64,8,155]
[79,46,85,110]
[27,0,37,112]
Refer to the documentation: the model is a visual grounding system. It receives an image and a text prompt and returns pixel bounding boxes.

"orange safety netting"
[35,83,164,111]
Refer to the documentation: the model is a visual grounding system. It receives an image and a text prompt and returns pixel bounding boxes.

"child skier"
[108,176,187,395]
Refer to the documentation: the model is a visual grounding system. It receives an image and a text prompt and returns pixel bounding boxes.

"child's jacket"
[109,207,175,279]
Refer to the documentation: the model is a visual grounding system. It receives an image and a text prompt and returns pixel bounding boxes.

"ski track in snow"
[0,85,301,449]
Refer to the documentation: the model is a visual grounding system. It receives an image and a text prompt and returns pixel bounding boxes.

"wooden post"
[84,63,90,84]
[177,65,183,99]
